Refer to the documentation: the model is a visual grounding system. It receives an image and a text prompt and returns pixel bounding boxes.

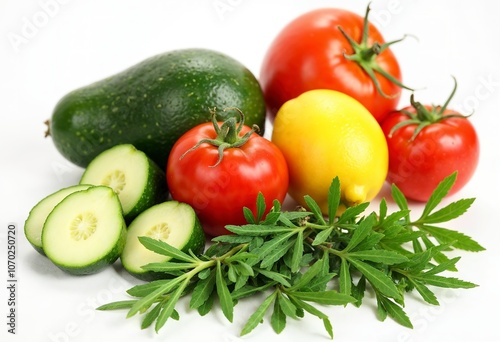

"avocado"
[47,48,266,168]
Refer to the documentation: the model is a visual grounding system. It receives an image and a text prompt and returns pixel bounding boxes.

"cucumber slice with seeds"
[24,184,93,255]
[42,186,126,275]
[121,201,205,281]
[80,144,168,223]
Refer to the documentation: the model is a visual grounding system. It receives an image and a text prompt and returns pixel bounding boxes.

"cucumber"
[47,48,266,168]
[121,201,205,281]
[24,184,93,255]
[80,144,168,223]
[42,186,126,275]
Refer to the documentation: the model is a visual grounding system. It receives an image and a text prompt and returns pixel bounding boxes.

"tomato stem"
[180,107,259,167]
[338,3,414,98]
[389,76,470,141]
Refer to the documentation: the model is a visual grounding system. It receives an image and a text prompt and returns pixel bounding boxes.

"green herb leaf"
[420,172,457,220]
[339,258,352,296]
[190,269,216,309]
[422,198,475,224]
[377,295,413,328]
[138,236,194,263]
[327,177,341,221]
[418,225,485,251]
[271,297,287,334]
[312,227,333,246]
[216,261,234,322]
[349,258,402,300]
[304,195,327,225]
[240,291,277,336]
[343,213,377,252]
[346,250,409,265]
[289,291,356,306]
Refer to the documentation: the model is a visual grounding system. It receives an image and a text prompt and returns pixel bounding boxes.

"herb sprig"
[98,172,484,339]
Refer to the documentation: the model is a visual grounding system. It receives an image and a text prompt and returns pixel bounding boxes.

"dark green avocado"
[47,48,266,168]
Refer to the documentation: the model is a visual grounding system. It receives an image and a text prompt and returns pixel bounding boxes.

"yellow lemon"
[271,89,388,214]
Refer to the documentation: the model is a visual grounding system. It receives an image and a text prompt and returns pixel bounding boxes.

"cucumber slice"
[80,144,168,222]
[42,186,126,275]
[24,184,93,255]
[121,201,205,280]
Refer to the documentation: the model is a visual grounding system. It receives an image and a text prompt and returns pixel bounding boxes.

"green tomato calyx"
[338,3,414,98]
[180,107,259,168]
[389,76,470,141]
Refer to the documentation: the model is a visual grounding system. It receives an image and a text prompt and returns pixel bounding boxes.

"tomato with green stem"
[381,78,480,202]
[166,108,289,237]
[260,4,413,123]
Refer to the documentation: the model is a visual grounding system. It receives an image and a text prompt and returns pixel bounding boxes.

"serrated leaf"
[408,278,439,305]
[379,198,388,222]
[141,262,194,273]
[260,236,296,269]
[290,230,304,273]
[343,213,376,252]
[338,202,370,223]
[339,258,352,296]
[424,256,461,275]
[243,206,256,224]
[327,177,341,221]
[419,225,485,251]
[391,183,409,212]
[256,192,266,222]
[304,195,327,225]
[289,259,324,291]
[154,278,189,332]
[141,302,162,329]
[225,224,293,236]
[197,291,214,316]
[231,282,276,301]
[271,297,287,334]
[216,261,234,322]
[349,258,402,300]
[312,227,333,246]
[211,234,253,244]
[190,269,216,309]
[126,279,172,298]
[288,296,333,339]
[420,172,457,220]
[290,291,355,306]
[346,250,409,265]
[277,292,298,319]
[96,300,137,311]
[378,295,413,328]
[138,236,194,263]
[240,291,277,336]
[414,274,478,289]
[423,198,475,224]
[351,276,366,307]
[257,269,291,287]
[262,211,281,225]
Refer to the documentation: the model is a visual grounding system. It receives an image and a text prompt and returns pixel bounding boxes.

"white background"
[1,0,500,341]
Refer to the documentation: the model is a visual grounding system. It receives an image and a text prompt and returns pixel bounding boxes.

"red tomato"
[166,109,289,237]
[381,80,480,202]
[260,5,411,123]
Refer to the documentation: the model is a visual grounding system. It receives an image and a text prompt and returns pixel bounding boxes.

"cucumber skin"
[49,48,266,168]
[24,184,93,256]
[122,202,206,281]
[123,157,168,223]
[42,186,127,276]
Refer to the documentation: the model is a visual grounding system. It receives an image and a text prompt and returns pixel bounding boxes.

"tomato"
[260,5,412,123]
[381,79,480,202]
[166,109,289,237]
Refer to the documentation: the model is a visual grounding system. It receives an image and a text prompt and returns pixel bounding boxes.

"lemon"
[271,89,388,214]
